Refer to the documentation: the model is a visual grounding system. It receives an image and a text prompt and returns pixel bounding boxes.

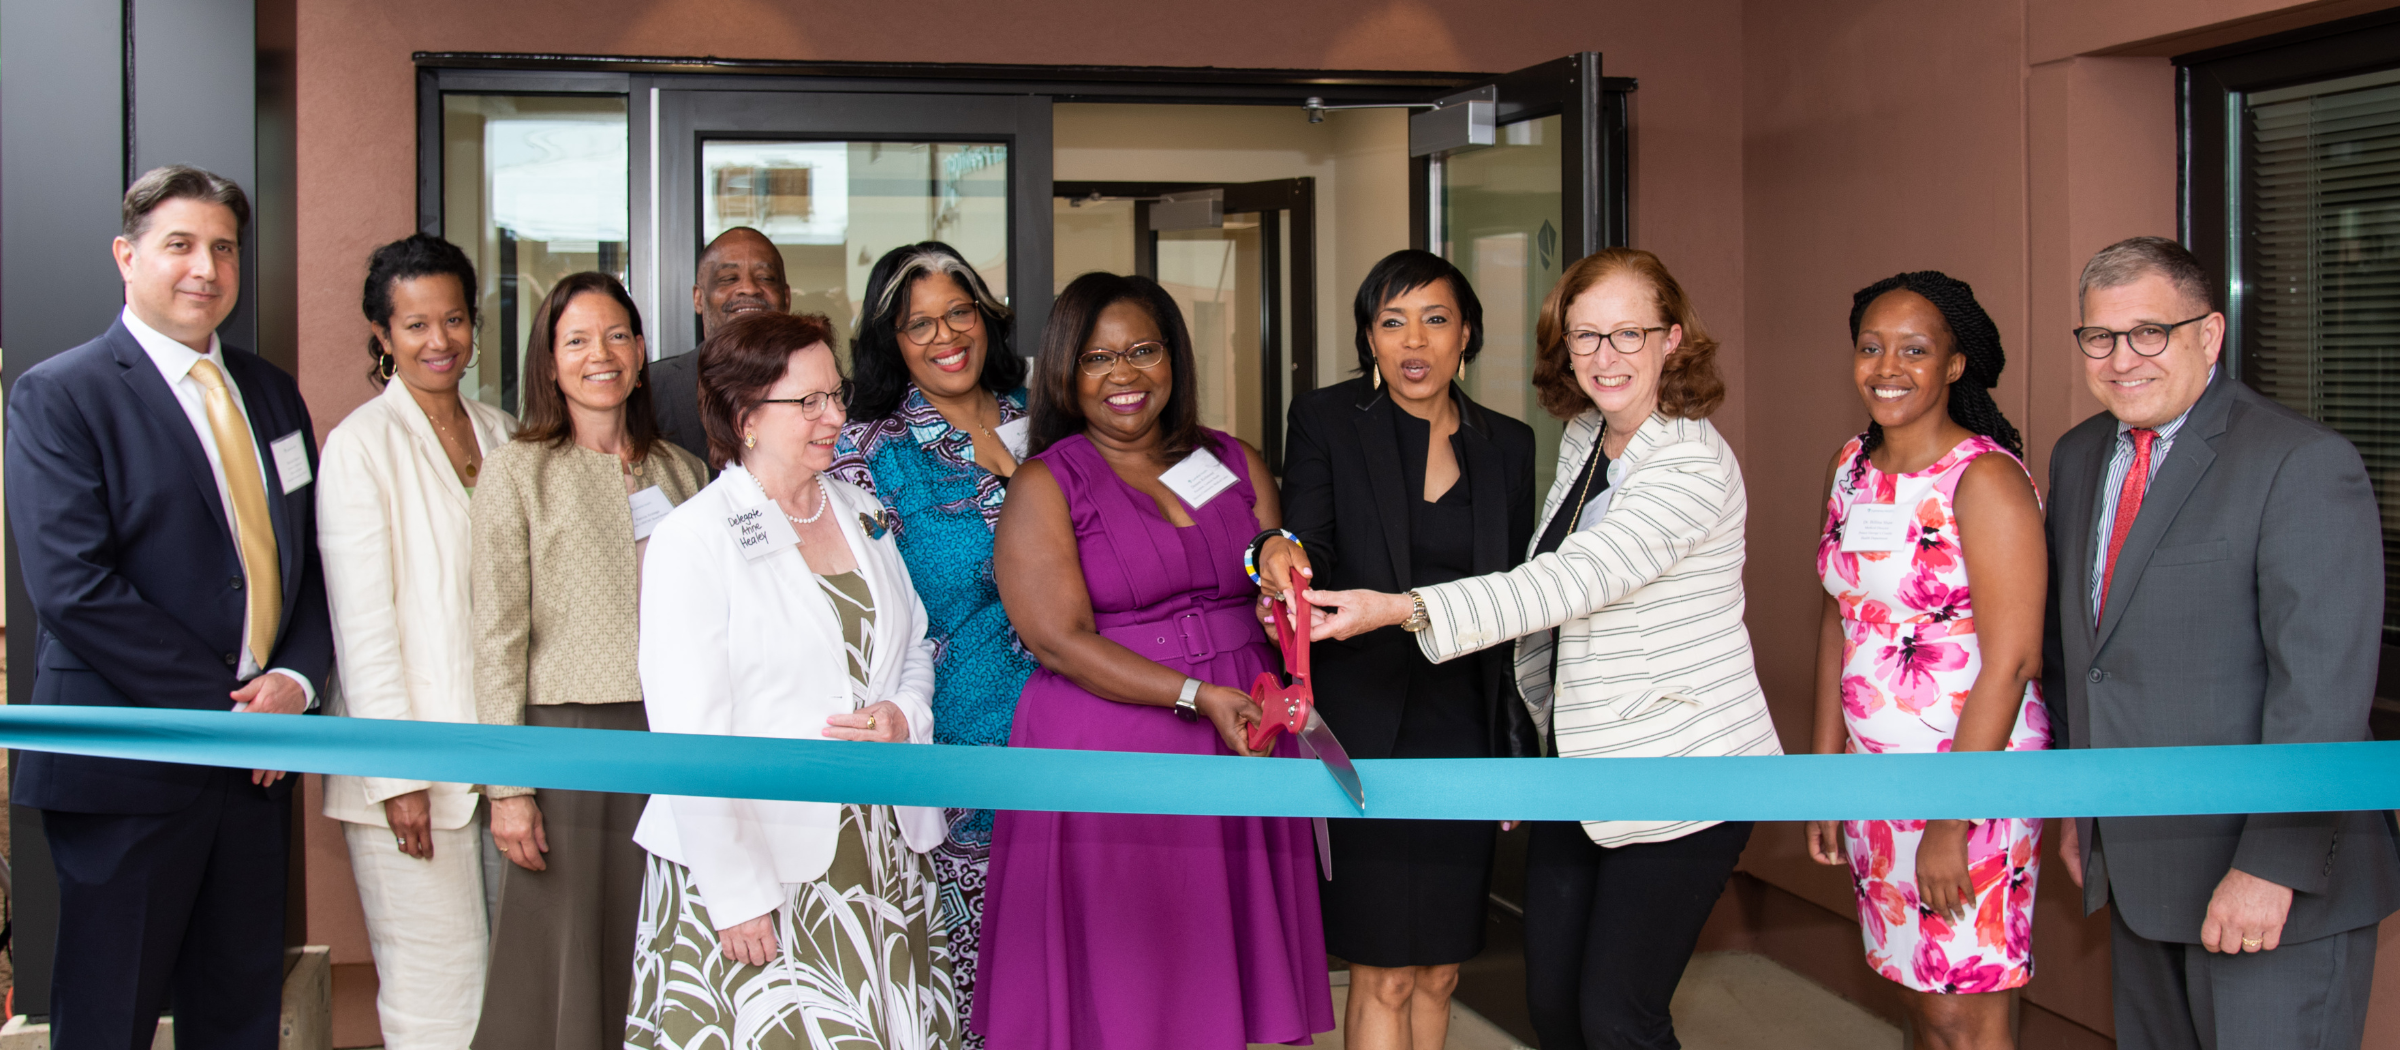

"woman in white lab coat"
[625,310,952,1050]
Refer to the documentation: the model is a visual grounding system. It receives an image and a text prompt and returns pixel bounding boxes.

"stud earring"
[744,433,757,450]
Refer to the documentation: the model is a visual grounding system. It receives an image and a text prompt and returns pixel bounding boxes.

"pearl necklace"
[783,478,829,527]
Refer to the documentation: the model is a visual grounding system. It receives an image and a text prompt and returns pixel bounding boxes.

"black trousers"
[1523,819,1752,1050]
[44,768,290,1050]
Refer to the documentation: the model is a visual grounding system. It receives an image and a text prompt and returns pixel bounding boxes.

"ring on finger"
[867,713,877,731]
[2242,936,2263,950]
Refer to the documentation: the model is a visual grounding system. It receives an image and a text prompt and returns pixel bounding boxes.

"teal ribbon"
[0,706,2394,820]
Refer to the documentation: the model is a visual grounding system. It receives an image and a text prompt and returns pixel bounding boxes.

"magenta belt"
[1095,603,1264,665]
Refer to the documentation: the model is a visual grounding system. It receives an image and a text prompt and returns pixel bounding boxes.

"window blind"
[2244,69,2400,641]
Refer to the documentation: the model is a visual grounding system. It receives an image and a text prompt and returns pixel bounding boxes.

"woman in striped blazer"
[1306,248,1779,1050]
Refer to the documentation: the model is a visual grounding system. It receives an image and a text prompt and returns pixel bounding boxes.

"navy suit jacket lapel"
[108,323,232,542]
[2096,376,2232,649]
[1351,385,1412,588]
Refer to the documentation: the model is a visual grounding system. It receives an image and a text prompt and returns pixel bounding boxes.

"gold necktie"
[189,359,282,668]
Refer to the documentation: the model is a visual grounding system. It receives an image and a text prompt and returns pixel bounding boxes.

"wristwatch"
[1402,590,1431,633]
[1174,677,1203,722]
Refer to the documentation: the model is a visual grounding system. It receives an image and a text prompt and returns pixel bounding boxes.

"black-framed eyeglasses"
[2072,314,2208,359]
[902,305,982,346]
[757,382,853,419]
[1078,341,1169,376]
[1566,326,1666,356]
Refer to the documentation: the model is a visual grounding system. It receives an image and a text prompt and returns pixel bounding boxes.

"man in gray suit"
[2045,236,2400,1049]
[648,226,790,459]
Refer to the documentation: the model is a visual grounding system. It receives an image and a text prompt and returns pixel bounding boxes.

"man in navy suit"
[5,166,333,1049]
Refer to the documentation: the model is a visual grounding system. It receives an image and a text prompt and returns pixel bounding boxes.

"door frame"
[653,89,1051,361]
[417,56,1633,375]
[1407,53,1635,258]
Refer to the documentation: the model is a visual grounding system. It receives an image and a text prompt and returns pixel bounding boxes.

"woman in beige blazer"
[469,272,707,1050]
[320,235,516,1050]
[1305,249,1779,1050]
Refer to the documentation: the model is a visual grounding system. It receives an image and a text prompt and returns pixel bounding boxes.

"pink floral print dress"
[1817,434,2051,994]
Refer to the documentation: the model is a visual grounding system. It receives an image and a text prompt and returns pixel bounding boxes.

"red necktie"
[2098,427,2156,626]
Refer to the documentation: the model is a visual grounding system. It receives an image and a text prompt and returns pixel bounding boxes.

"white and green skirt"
[625,803,956,1050]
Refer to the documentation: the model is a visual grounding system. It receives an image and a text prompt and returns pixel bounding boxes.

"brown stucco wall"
[287,0,2400,1045]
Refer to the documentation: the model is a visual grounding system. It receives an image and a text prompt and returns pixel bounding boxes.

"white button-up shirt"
[122,306,316,704]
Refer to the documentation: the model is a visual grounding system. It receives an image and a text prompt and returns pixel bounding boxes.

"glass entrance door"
[654,91,1052,363]
[1413,53,1630,494]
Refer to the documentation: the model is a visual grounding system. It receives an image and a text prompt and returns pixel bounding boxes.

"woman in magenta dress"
[1807,271,2050,1050]
[977,271,1335,1050]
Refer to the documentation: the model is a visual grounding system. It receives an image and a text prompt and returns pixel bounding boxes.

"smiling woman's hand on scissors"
[1196,683,1265,757]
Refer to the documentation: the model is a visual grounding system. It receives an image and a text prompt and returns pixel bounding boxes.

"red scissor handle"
[1245,568,1312,753]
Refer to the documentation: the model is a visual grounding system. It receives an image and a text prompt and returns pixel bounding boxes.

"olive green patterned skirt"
[625,804,957,1050]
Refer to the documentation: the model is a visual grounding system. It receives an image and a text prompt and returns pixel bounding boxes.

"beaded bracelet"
[1244,528,1304,586]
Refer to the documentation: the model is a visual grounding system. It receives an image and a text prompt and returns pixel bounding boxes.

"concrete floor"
[1253,951,1901,1050]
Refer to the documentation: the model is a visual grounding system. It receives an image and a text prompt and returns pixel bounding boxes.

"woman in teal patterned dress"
[829,241,1035,1045]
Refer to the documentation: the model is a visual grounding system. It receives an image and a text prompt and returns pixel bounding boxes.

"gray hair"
[2078,236,2215,315]
[870,246,1012,324]
[122,165,249,245]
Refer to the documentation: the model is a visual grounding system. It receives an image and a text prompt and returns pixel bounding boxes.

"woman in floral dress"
[1808,271,2050,1050]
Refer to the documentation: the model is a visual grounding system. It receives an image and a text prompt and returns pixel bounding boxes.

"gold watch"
[1402,591,1431,633]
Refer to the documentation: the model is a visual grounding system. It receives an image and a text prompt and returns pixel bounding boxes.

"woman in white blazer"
[317,235,516,1050]
[626,311,952,1050]
[1305,249,1780,1050]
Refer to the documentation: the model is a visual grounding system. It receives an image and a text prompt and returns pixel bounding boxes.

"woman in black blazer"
[1258,249,1537,1050]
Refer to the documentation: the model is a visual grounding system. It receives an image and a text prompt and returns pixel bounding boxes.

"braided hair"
[1846,271,2022,487]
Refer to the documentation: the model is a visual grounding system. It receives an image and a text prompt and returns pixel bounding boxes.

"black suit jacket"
[5,319,334,814]
[650,350,710,463]
[2041,371,2400,943]
[1281,377,1538,760]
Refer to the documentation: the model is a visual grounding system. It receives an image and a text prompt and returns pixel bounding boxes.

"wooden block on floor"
[282,945,332,1050]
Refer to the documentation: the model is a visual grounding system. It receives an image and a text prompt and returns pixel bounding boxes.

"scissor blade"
[1298,709,1365,813]
[1311,817,1333,881]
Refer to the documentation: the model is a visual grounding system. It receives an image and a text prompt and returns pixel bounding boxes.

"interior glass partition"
[441,94,629,413]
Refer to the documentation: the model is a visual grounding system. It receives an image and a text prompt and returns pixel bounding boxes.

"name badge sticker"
[725,504,802,562]
[1160,448,1239,509]
[628,486,675,541]
[994,417,1031,461]
[1840,502,1911,553]
[269,431,312,495]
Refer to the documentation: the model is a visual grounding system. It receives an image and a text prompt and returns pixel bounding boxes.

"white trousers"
[342,820,489,1050]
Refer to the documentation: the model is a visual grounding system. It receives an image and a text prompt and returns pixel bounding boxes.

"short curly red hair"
[1530,248,1726,422]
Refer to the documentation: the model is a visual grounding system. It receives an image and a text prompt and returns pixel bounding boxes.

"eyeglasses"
[1566,326,1666,356]
[2072,314,2208,359]
[757,382,853,420]
[902,305,982,346]
[1078,341,1168,376]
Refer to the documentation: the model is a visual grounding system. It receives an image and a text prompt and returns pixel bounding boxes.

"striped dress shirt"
[2087,388,2205,617]
[1411,411,1782,847]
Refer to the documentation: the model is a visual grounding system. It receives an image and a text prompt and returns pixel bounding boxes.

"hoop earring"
[376,353,396,381]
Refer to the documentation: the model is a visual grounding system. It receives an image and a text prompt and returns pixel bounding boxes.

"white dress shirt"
[122,306,315,703]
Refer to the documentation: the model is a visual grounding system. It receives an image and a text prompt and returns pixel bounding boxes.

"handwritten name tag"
[1839,502,1910,553]
[270,431,312,494]
[994,417,1031,460]
[628,486,674,541]
[725,504,801,561]
[1160,448,1238,509]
